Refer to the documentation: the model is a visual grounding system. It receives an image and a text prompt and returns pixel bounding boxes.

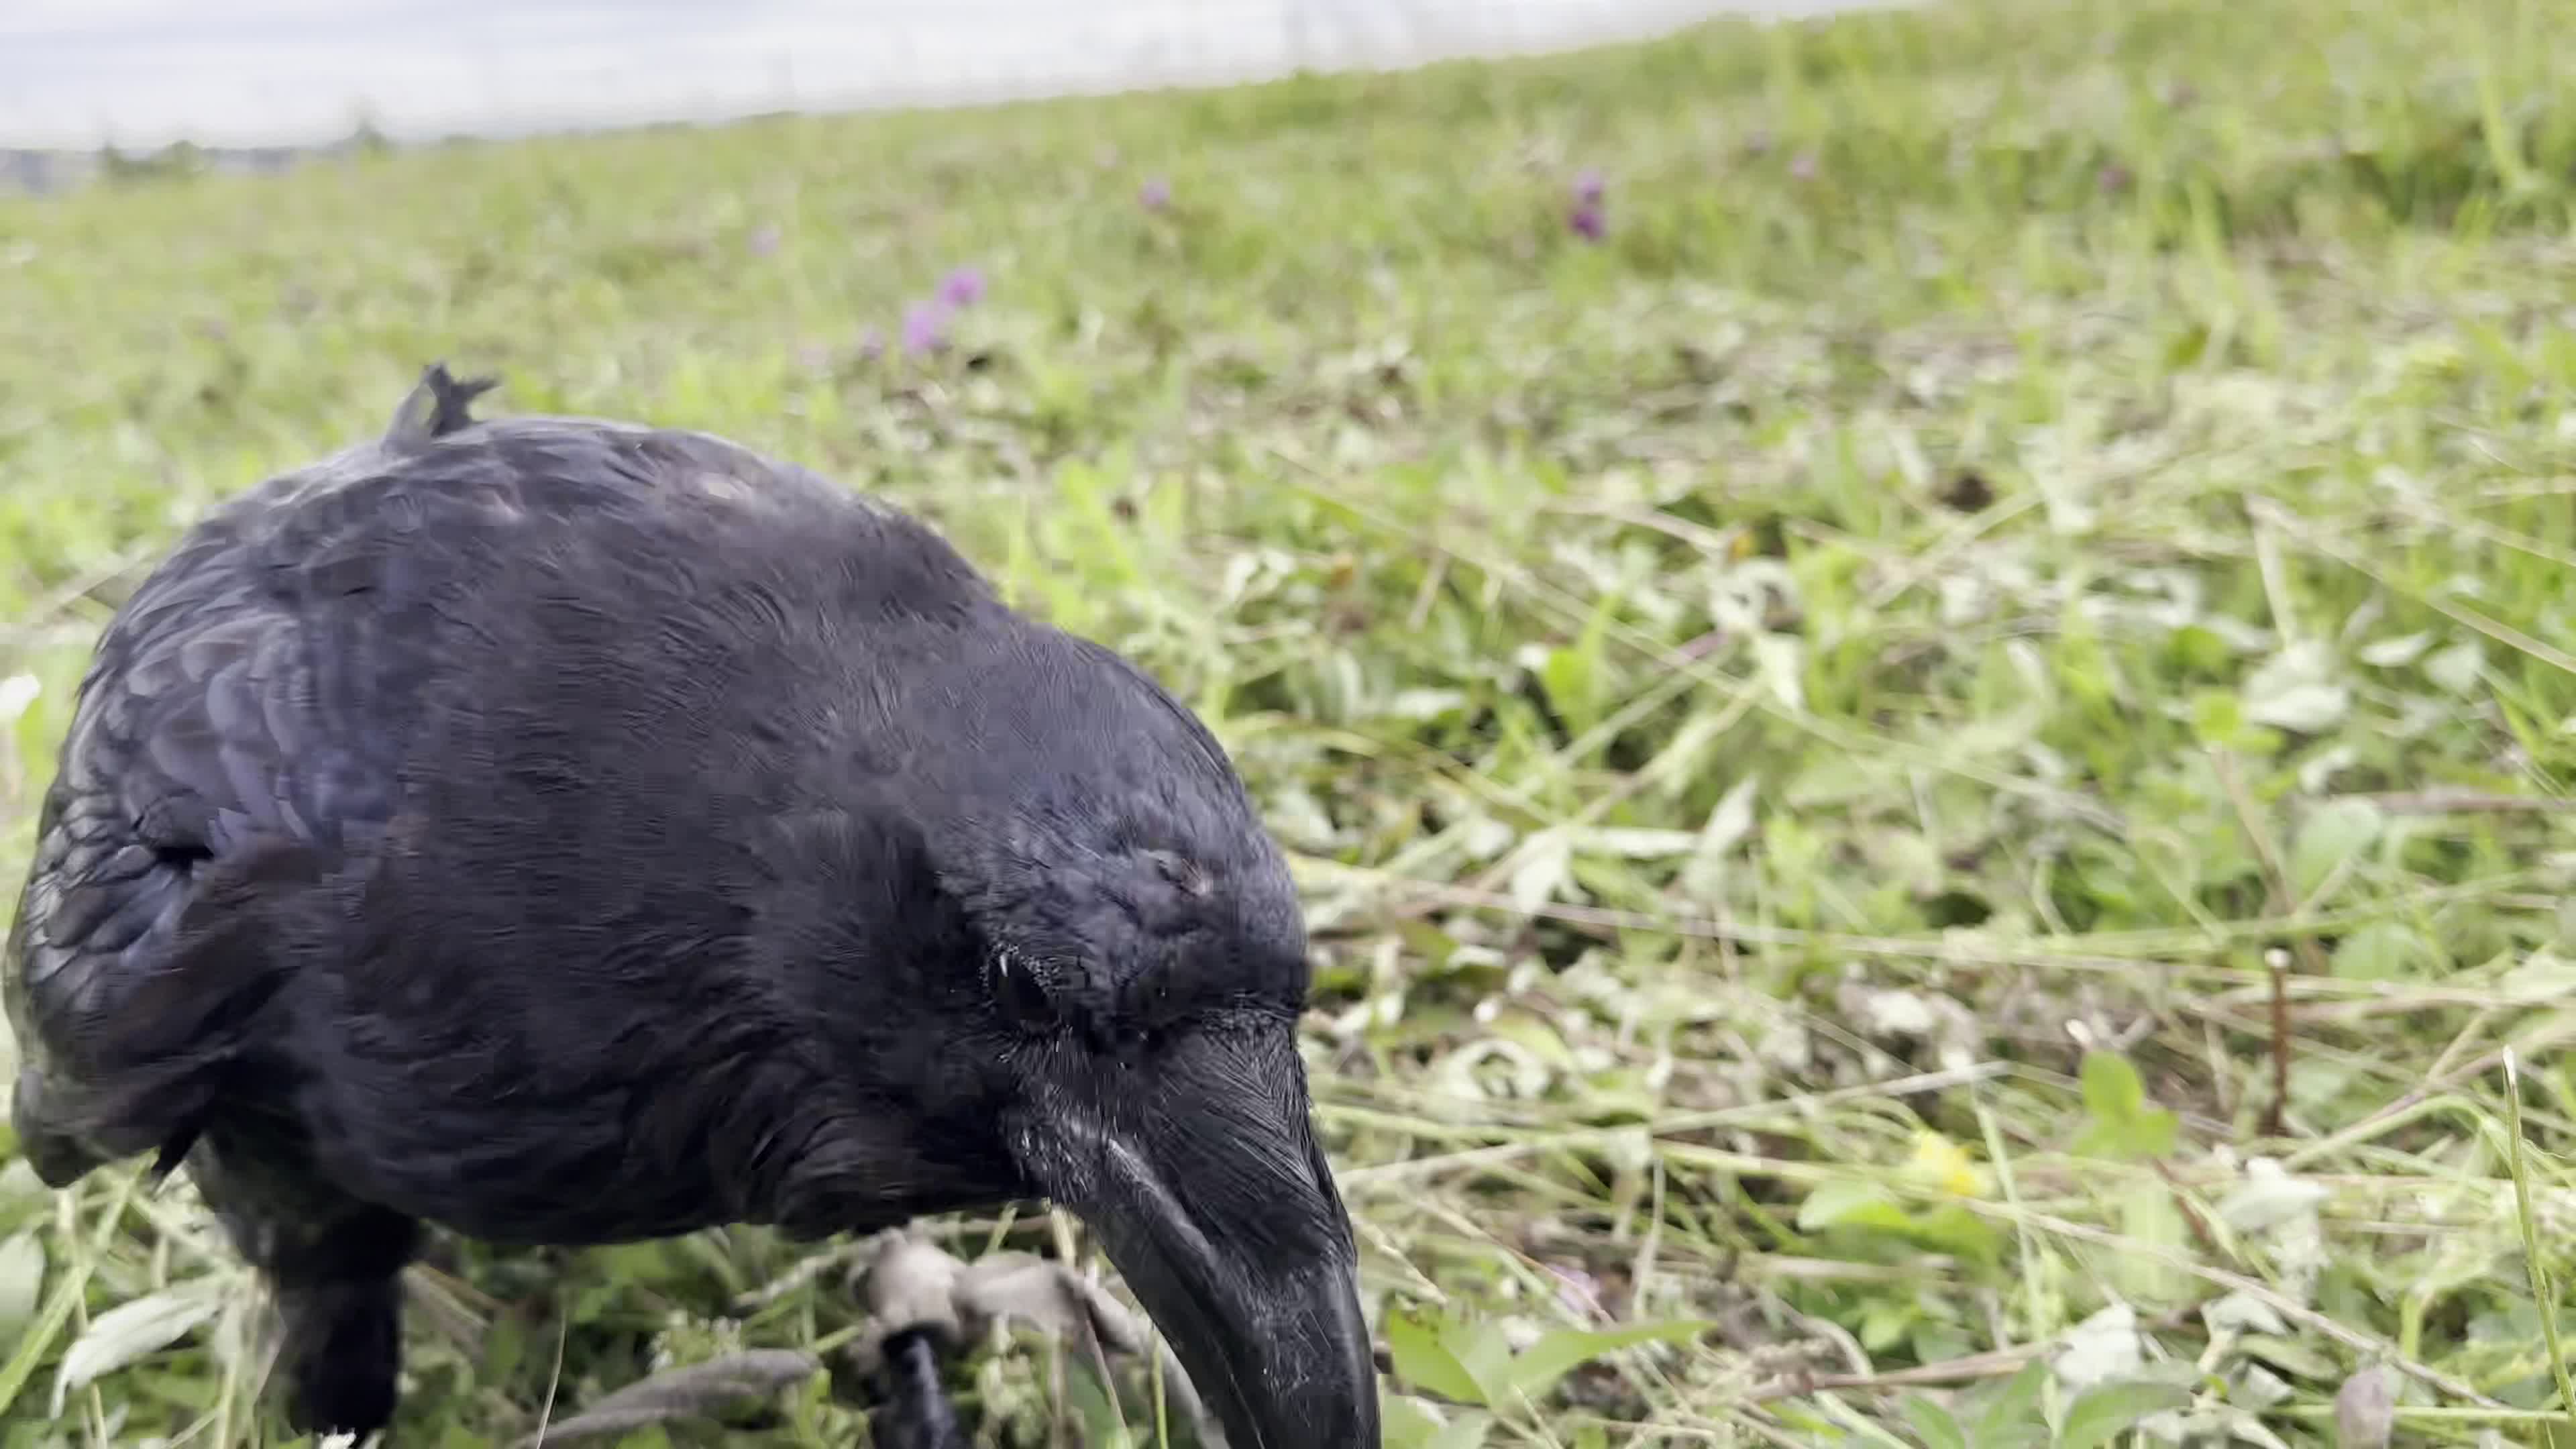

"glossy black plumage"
[5,367,1377,1446]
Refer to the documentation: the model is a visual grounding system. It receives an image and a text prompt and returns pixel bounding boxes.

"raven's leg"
[871,1328,970,1449]
[186,1132,421,1438]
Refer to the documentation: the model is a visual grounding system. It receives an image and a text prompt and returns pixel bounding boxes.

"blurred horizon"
[0,0,1866,151]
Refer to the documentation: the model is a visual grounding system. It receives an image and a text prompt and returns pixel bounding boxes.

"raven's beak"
[1015,1029,1380,1448]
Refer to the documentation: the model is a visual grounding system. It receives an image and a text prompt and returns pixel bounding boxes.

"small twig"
[2502,1051,2576,1428]
[1784,1306,1873,1379]
[2265,949,2293,1139]
[1403,553,1447,633]
[1564,1414,1737,1443]
[531,1308,572,1447]
[1727,1411,1822,1448]
[0,544,157,653]
[1299,853,2552,985]
[1972,1087,2048,1348]
[1864,492,2046,610]
[1149,1330,1171,1449]
[1741,1309,2195,1404]
[2258,498,2576,679]
[1630,1157,1666,1322]
[531,1352,822,1446]
[730,1236,879,1311]
[2249,503,2302,646]
[1538,500,1743,557]
[2279,1403,2576,1428]
[1046,1210,1082,1449]
[2356,788,2576,815]
[2212,747,2327,1136]
[2294,1014,2576,1165]
[2426,1004,2505,1084]
[1330,1061,2010,1189]
[2149,1160,2225,1257]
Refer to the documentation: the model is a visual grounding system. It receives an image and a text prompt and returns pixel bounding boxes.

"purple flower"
[1544,1263,1606,1319]
[857,326,885,360]
[747,224,781,258]
[902,301,950,356]
[1139,175,1171,211]
[1789,148,1819,182]
[937,265,986,307]
[1565,168,1608,241]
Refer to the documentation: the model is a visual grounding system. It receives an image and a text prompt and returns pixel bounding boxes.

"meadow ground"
[4,0,2576,1442]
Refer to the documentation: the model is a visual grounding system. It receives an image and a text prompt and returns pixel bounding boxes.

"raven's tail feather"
[384,361,500,453]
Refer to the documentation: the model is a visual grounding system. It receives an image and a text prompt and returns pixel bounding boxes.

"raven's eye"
[989,950,1057,1030]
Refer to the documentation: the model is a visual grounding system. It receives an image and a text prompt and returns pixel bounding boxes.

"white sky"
[0,0,1862,150]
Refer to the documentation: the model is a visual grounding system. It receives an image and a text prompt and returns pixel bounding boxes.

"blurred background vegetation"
[6,0,2576,1442]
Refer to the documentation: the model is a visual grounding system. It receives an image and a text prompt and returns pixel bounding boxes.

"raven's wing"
[5,447,429,1181]
[9,366,519,1092]
[3,408,902,1186]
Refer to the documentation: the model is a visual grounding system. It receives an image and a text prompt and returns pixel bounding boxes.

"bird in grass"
[5,364,1379,1447]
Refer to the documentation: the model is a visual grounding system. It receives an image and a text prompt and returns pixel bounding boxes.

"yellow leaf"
[1902,1131,1989,1198]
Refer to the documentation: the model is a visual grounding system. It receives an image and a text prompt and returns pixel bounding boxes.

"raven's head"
[970,841,1373,1449]
[806,622,1379,1449]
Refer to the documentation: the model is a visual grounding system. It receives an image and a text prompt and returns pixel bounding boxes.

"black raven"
[5,364,1379,1447]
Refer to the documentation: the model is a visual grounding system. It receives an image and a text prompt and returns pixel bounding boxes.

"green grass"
[5,0,2576,1441]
